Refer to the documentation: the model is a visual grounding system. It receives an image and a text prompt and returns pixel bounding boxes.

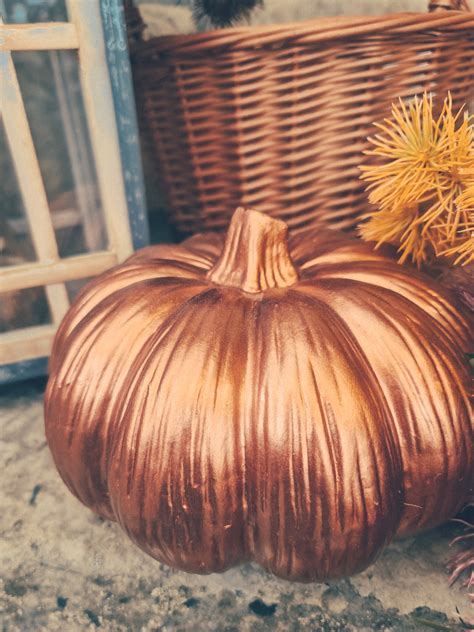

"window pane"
[0,286,51,333]
[12,50,109,257]
[0,120,37,266]
[2,0,68,23]
[65,277,94,303]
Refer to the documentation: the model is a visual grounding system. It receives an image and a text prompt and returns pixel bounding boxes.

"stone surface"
[0,379,471,631]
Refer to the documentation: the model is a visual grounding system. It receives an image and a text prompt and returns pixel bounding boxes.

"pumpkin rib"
[116,289,224,496]
[299,278,472,534]
[288,228,382,267]
[125,237,222,269]
[45,280,210,519]
[297,248,388,271]
[291,291,394,534]
[51,260,208,363]
[106,288,250,573]
[181,234,225,264]
[297,292,403,577]
[297,267,470,352]
[306,275,471,403]
[248,292,403,580]
[291,289,406,529]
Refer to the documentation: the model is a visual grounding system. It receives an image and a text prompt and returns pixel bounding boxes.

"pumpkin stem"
[207,207,299,293]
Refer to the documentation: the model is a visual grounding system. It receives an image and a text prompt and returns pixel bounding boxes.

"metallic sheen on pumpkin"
[44,207,473,582]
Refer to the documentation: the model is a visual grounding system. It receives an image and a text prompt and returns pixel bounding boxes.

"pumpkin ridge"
[247,291,403,580]
[126,239,221,270]
[63,278,201,347]
[308,276,471,380]
[45,281,210,519]
[300,292,402,575]
[293,287,438,543]
[304,278,470,407]
[288,287,405,531]
[109,287,224,491]
[301,280,472,533]
[287,296,350,537]
[51,272,208,364]
[132,258,213,276]
[107,291,223,511]
[298,273,470,351]
[181,232,225,263]
[377,304,470,531]
[288,228,387,268]
[296,250,388,272]
[241,298,265,560]
[106,289,250,571]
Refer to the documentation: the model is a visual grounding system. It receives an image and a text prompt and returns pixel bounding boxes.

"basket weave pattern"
[129,2,474,236]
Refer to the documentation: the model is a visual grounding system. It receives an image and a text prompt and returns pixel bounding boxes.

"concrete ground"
[1,378,472,631]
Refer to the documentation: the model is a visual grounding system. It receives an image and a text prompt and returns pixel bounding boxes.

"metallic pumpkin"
[45,207,473,582]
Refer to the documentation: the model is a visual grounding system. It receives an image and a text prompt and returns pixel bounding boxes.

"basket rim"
[132,10,474,56]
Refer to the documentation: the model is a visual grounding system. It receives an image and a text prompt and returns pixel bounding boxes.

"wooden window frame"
[0,0,148,382]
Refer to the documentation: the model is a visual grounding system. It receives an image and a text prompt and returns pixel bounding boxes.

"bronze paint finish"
[44,207,473,582]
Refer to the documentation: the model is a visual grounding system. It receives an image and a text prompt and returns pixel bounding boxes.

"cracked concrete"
[0,379,471,631]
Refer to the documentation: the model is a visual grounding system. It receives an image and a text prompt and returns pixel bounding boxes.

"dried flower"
[359,93,474,267]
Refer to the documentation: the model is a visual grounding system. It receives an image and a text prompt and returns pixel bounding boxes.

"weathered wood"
[0,325,56,364]
[66,0,134,262]
[1,252,118,292]
[100,0,149,249]
[0,23,79,51]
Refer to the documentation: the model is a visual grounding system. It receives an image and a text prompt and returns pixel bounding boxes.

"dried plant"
[359,93,474,267]
[443,183,474,265]
[193,0,263,27]
[448,505,474,629]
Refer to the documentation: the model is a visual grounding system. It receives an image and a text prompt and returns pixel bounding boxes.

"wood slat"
[0,325,56,364]
[0,251,118,292]
[66,0,134,262]
[1,48,70,324]
[0,23,79,51]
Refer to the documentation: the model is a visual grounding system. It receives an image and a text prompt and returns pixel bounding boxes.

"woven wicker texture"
[129,1,474,235]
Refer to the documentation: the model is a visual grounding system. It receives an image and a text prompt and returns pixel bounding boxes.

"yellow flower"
[359,93,474,267]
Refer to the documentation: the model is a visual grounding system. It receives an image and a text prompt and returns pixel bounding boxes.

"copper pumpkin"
[44,208,473,582]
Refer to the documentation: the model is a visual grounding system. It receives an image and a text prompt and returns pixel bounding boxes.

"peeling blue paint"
[100,0,149,250]
[0,358,49,385]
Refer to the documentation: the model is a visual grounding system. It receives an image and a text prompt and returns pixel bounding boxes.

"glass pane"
[12,50,109,257]
[65,277,94,303]
[0,120,37,266]
[2,0,68,23]
[0,286,51,333]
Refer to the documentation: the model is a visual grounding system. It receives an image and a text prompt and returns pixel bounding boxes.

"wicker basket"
[128,0,474,236]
